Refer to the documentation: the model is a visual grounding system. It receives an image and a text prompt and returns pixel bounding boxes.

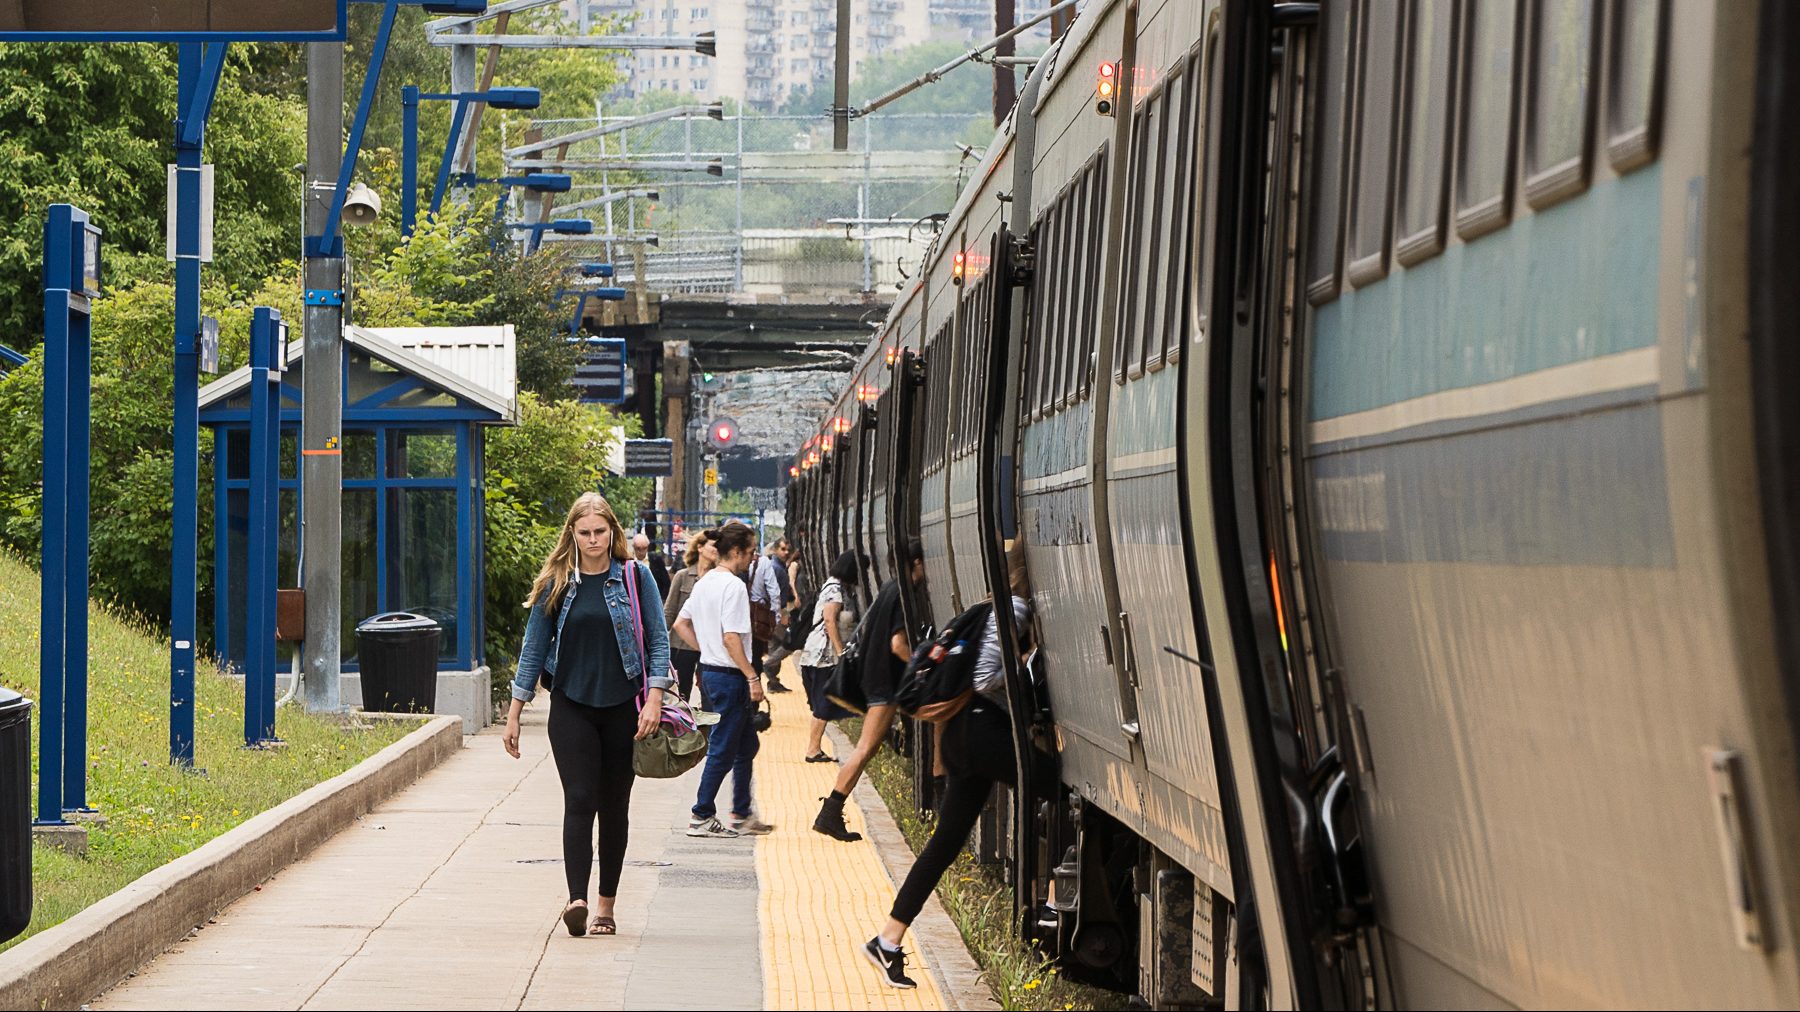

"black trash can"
[355,612,441,715]
[0,687,33,944]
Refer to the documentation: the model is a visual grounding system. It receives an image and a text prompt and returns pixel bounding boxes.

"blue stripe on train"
[1310,166,1662,423]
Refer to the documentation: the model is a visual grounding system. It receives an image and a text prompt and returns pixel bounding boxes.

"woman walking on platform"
[502,492,673,938]
[663,530,717,705]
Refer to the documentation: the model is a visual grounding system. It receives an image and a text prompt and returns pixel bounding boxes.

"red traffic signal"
[706,416,739,451]
[1097,61,1118,116]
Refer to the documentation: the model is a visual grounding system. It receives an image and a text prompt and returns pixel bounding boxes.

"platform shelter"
[198,325,518,729]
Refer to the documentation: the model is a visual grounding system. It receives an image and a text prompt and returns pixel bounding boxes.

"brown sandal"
[562,901,588,937]
[588,914,617,936]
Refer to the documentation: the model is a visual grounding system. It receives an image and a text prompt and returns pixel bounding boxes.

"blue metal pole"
[170,43,207,767]
[63,223,92,813]
[431,98,470,220]
[402,85,419,238]
[36,211,69,824]
[246,308,279,745]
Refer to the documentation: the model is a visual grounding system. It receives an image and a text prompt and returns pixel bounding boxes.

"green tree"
[0,43,306,345]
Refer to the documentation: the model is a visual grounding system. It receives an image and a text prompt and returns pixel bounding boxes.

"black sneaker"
[862,936,917,988]
[766,676,793,693]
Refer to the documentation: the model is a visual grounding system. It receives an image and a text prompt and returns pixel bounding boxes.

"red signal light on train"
[789,465,800,478]
[832,416,853,434]
[884,345,899,366]
[1096,61,1117,116]
[952,250,967,287]
[857,384,879,402]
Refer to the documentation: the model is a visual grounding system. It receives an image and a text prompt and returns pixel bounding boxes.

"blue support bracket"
[175,43,228,149]
[305,289,345,306]
[308,0,402,258]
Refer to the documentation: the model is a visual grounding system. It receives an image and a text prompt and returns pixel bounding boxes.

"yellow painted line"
[756,664,950,1011]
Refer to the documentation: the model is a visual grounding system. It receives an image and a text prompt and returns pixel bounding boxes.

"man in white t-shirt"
[674,522,769,838]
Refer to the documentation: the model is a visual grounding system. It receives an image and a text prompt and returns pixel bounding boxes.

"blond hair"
[682,529,709,567]
[524,492,631,611]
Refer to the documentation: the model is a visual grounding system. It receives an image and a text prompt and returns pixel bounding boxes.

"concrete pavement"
[90,684,986,1011]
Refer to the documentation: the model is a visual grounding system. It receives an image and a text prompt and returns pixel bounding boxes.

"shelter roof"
[198,324,518,424]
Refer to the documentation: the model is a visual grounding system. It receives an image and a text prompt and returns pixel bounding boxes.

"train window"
[1455,0,1520,239]
[1395,0,1455,266]
[1606,0,1664,172]
[1347,0,1400,286]
[1079,152,1107,397]
[1065,165,1094,397]
[1118,101,1149,383]
[1054,188,1077,409]
[1524,0,1597,208]
[1051,179,1080,403]
[1142,79,1179,371]
[1305,0,1354,303]
[1036,216,1051,421]
[1036,200,1057,416]
[1170,47,1206,366]
[1132,93,1166,378]
[1151,70,1192,370]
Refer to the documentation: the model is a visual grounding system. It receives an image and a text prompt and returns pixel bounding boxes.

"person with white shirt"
[673,522,771,838]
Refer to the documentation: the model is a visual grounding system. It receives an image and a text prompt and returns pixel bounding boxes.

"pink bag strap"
[626,562,695,732]
[626,561,650,711]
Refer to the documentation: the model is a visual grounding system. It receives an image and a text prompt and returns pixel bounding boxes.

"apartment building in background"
[575,0,1055,110]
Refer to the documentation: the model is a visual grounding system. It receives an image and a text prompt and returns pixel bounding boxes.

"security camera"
[343,182,383,228]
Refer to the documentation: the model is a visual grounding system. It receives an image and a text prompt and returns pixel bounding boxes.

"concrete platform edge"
[828,723,1001,1011]
[0,713,464,1011]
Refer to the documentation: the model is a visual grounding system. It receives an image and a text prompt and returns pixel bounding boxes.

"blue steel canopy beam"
[310,0,401,257]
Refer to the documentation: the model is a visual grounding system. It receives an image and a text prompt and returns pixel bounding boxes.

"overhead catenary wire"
[852,0,1078,119]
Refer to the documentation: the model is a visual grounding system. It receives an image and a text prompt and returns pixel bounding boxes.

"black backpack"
[894,600,993,724]
[785,589,818,651]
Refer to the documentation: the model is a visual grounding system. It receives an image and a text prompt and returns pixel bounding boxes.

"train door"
[1175,1,1382,1007]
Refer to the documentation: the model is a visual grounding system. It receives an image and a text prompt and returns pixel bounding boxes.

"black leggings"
[547,691,637,902]
[889,703,1016,926]
[671,648,701,704]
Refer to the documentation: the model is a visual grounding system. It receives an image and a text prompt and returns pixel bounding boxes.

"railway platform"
[89,682,991,1011]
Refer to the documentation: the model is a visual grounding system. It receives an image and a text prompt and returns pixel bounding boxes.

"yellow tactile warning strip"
[755,667,950,1011]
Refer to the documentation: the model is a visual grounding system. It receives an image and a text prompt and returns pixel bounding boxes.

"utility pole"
[994,0,1017,125]
[832,0,851,150]
[301,41,345,713]
[663,340,689,513]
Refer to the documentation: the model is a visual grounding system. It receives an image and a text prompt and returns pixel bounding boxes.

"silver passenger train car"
[787,0,1800,1006]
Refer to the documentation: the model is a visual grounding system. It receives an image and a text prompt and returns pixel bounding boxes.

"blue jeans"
[692,667,760,821]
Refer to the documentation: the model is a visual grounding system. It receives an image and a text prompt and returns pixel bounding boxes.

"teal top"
[553,574,635,707]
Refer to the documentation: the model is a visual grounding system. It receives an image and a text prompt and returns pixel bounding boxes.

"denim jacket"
[511,559,675,703]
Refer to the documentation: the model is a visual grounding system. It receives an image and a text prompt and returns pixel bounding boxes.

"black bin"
[355,612,441,714]
[0,687,33,944]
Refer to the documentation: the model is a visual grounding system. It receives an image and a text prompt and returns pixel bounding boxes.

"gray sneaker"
[687,816,740,838]
[731,816,774,835]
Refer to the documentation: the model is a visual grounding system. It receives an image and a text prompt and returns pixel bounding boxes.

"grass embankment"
[843,717,1130,1012]
[0,550,412,954]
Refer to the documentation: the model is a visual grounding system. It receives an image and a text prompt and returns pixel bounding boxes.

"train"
[786,0,1800,1007]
